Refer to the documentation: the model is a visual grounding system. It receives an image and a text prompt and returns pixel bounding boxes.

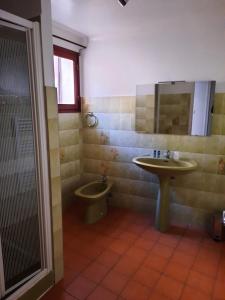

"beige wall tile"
[46,87,58,119]
[61,161,80,180]
[52,204,63,233]
[214,93,225,114]
[48,119,60,150]
[58,113,81,130]
[51,176,62,207]
[54,257,64,283]
[79,94,225,229]
[50,149,61,178]
[61,174,81,197]
[59,129,80,147]
[60,145,80,164]
[214,114,225,135]
[45,86,63,284]
[53,230,63,266]
[58,112,82,208]
[61,175,81,208]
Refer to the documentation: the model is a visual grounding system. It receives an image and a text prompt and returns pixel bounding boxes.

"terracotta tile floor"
[42,203,225,300]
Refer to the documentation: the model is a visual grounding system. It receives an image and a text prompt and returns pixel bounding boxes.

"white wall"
[0,0,41,19]
[53,21,88,49]
[82,1,225,97]
[41,0,55,87]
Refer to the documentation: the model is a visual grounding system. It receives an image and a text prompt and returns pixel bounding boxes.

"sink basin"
[132,156,197,232]
[132,157,197,176]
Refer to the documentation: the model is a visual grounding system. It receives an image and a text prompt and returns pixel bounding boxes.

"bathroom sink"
[132,156,197,177]
[132,156,197,232]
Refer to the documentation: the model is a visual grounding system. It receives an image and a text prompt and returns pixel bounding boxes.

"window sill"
[58,104,81,113]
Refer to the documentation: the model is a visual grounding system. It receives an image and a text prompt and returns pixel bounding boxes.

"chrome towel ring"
[85,112,98,128]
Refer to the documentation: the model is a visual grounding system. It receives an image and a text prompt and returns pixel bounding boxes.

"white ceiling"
[51,0,225,39]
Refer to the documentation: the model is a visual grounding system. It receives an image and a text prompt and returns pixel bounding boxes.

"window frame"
[53,45,81,113]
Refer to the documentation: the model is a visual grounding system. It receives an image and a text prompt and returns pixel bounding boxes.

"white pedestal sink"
[132,156,197,232]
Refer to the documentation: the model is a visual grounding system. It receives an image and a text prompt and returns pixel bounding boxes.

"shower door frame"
[0,9,53,300]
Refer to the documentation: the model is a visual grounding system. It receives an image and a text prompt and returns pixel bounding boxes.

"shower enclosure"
[0,10,52,299]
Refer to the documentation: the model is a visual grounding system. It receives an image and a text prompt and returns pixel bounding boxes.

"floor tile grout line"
[116,221,156,294]
[63,216,146,299]
[176,227,203,300]
[66,216,169,298]
[82,229,140,299]
[89,223,146,293]
[60,209,222,300]
[115,224,186,299]
[208,243,223,300]
[176,231,218,300]
[98,217,156,298]
[144,225,187,300]
[65,241,117,297]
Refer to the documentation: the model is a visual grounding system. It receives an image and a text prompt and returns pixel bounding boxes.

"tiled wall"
[136,95,155,132]
[58,113,82,208]
[45,87,63,283]
[158,94,191,134]
[82,94,225,229]
[135,93,191,134]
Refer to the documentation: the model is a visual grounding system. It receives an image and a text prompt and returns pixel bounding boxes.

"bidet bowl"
[75,180,113,204]
[74,180,113,224]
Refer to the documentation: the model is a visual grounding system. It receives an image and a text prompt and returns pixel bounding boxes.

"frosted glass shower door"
[0,16,51,299]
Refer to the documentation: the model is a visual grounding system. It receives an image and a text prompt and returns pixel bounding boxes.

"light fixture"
[118,0,129,7]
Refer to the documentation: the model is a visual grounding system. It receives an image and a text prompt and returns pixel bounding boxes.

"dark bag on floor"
[208,211,225,241]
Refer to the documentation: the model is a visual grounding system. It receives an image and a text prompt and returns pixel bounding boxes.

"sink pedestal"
[132,156,197,233]
[155,177,170,232]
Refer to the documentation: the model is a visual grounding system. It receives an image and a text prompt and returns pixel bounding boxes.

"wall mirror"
[136,81,216,136]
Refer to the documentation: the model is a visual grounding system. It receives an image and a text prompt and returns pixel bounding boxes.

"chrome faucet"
[101,175,107,183]
[165,150,171,159]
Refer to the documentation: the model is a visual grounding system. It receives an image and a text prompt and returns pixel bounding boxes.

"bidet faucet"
[165,150,171,159]
[101,175,107,183]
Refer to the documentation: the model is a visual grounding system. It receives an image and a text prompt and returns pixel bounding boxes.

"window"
[53,45,81,112]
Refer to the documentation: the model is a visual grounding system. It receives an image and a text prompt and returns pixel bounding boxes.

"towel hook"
[85,112,98,128]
